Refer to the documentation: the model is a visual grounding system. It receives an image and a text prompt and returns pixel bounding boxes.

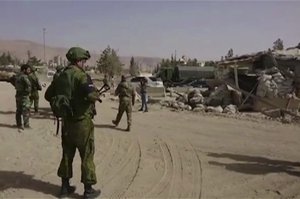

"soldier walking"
[112,75,135,131]
[15,64,32,130]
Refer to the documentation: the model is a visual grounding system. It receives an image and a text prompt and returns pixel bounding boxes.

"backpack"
[46,68,74,116]
[44,67,74,135]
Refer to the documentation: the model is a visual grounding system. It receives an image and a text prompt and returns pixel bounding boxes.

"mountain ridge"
[0,39,162,70]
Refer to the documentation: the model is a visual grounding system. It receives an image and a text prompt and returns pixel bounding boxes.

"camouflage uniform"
[56,65,99,185]
[28,71,42,113]
[139,79,148,112]
[44,47,101,190]
[15,72,31,128]
[113,78,135,130]
[45,47,101,198]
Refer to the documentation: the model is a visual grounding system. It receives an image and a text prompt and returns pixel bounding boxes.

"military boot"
[126,125,131,132]
[59,178,76,198]
[112,120,118,126]
[83,184,101,199]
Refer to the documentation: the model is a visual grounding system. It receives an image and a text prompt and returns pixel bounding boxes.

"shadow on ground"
[0,170,81,198]
[0,107,54,120]
[30,107,54,120]
[94,124,128,132]
[0,123,17,129]
[207,152,300,177]
[0,110,15,115]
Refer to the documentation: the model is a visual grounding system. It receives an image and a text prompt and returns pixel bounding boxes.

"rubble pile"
[256,68,294,98]
[161,85,239,114]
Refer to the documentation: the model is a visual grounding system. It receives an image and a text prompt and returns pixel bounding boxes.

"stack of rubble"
[161,85,239,114]
[256,67,294,98]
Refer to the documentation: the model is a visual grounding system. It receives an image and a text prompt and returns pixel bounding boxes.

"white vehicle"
[130,76,164,88]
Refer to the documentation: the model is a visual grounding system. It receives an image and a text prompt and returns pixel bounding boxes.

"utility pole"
[43,28,46,65]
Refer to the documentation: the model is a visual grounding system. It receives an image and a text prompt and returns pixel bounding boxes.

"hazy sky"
[0,1,299,60]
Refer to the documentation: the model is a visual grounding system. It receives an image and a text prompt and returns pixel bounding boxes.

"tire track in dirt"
[96,134,121,176]
[99,136,141,198]
[144,136,203,199]
[117,137,142,198]
[96,133,114,166]
[106,139,140,198]
[188,140,203,199]
[166,137,203,198]
[167,137,184,198]
[144,136,174,198]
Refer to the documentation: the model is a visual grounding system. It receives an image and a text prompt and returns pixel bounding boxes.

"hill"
[0,39,162,71]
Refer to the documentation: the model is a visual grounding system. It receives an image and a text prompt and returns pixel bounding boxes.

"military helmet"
[66,47,91,62]
[20,64,30,71]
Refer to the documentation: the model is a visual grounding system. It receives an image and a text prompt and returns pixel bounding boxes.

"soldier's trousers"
[30,91,39,112]
[57,117,97,185]
[15,96,30,127]
[115,99,132,127]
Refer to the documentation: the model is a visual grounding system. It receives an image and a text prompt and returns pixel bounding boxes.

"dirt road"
[0,82,300,198]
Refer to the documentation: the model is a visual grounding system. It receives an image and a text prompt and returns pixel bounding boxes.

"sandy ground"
[0,81,300,199]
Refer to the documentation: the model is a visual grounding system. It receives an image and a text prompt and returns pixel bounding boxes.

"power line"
[43,28,46,65]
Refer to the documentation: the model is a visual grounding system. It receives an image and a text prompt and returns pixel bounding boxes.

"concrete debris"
[161,84,241,115]
[206,106,223,113]
[205,84,233,107]
[223,105,238,114]
[256,68,294,98]
[188,89,204,108]
[193,104,206,112]
[281,114,293,124]
[175,94,188,104]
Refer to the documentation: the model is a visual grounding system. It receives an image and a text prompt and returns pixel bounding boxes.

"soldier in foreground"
[112,75,135,131]
[45,47,101,199]
[15,64,31,130]
[28,65,42,113]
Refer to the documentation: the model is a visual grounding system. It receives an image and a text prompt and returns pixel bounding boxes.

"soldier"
[28,65,42,113]
[139,78,148,112]
[103,74,108,86]
[112,75,135,131]
[45,47,101,198]
[15,64,31,130]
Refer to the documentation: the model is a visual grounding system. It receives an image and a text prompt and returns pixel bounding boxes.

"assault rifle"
[96,83,111,103]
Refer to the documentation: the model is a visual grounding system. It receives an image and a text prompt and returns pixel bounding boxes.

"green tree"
[0,52,18,66]
[152,64,161,75]
[273,38,284,50]
[186,58,199,66]
[27,56,42,66]
[129,56,139,76]
[204,61,217,67]
[97,46,122,76]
